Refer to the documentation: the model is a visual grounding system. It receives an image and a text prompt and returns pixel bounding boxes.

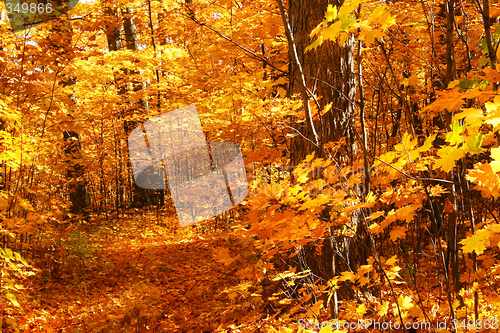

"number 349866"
[5,2,53,14]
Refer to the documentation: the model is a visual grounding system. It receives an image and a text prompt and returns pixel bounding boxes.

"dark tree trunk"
[285,0,369,318]
[63,131,91,215]
[104,4,157,208]
[49,9,90,217]
[288,0,357,164]
[103,3,127,212]
[122,8,158,208]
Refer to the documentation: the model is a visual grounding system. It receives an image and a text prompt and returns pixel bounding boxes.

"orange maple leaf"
[390,226,407,241]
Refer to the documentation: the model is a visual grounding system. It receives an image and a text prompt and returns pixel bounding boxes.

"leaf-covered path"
[17,213,264,333]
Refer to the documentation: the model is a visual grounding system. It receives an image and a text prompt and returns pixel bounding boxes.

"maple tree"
[0,0,500,331]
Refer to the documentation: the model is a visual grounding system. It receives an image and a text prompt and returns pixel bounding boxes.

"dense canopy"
[1,0,500,331]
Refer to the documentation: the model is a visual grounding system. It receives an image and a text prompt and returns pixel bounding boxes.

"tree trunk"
[285,0,368,318]
[63,130,91,216]
[444,0,457,86]
[288,0,357,164]
[50,8,90,217]
[103,3,127,212]
[122,7,157,207]
[104,5,156,208]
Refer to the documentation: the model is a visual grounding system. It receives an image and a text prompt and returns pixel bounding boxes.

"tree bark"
[480,0,497,70]
[122,8,157,207]
[444,0,457,86]
[285,0,368,318]
[50,8,90,217]
[288,0,357,164]
[277,0,320,149]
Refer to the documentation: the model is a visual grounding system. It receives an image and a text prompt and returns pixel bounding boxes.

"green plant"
[62,231,99,271]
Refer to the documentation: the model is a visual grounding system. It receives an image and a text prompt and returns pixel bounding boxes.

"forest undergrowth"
[3,0,500,331]
[2,209,279,333]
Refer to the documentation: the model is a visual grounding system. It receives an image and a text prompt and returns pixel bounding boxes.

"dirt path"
[15,213,265,332]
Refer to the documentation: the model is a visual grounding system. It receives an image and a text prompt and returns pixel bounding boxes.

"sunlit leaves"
[377,301,389,317]
[461,229,490,255]
[491,147,500,172]
[466,163,500,199]
[299,194,330,211]
[2,0,500,329]
[434,145,466,172]
[390,226,407,241]
[445,120,467,145]
[325,4,338,23]
[306,0,395,51]
[0,247,36,309]
[453,107,484,124]
[397,295,413,310]
[428,184,448,197]
[367,211,384,220]
[485,95,500,130]
[466,132,483,154]
[460,223,500,257]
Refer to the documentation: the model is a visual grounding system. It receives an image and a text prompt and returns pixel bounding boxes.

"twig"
[182,5,287,75]
[374,157,454,184]
[276,0,320,148]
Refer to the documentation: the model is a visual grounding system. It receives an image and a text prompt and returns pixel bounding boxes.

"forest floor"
[9,210,275,333]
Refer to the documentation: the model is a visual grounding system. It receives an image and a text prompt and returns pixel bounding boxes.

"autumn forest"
[1,0,500,331]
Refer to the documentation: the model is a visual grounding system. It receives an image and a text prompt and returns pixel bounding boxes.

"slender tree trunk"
[480,0,497,70]
[103,4,154,208]
[277,0,320,149]
[445,0,457,86]
[103,3,126,212]
[122,7,156,207]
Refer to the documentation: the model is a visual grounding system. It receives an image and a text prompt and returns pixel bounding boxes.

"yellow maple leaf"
[356,303,368,316]
[367,211,384,220]
[397,295,414,310]
[299,194,330,211]
[325,4,338,22]
[386,255,398,266]
[365,191,377,203]
[380,209,398,229]
[312,157,329,168]
[396,205,417,223]
[323,20,343,41]
[453,107,484,125]
[460,229,490,255]
[466,163,500,198]
[434,146,466,172]
[417,133,438,154]
[297,173,309,184]
[446,120,467,145]
[306,300,323,318]
[485,95,500,114]
[356,264,373,277]
[304,152,315,163]
[338,271,355,282]
[377,301,389,316]
[428,184,448,197]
